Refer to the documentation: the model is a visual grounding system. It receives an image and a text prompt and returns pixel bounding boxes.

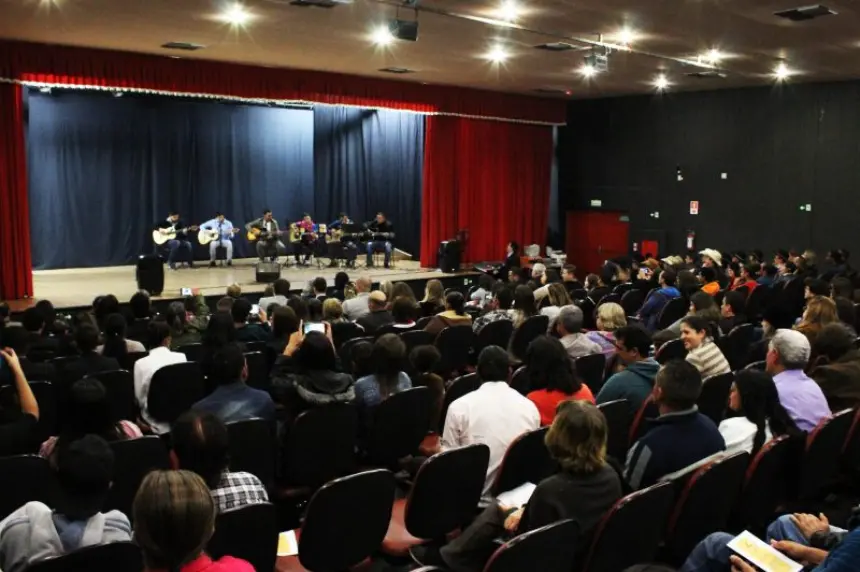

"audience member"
[133,469,254,572]
[409,345,445,429]
[226,283,242,299]
[637,270,680,332]
[420,279,446,317]
[625,360,725,490]
[804,279,830,302]
[97,313,145,361]
[597,326,660,415]
[677,269,701,298]
[681,316,731,379]
[700,267,720,296]
[192,343,274,423]
[215,296,235,314]
[833,297,857,334]
[20,307,59,355]
[169,411,269,513]
[354,334,412,414]
[808,322,860,411]
[357,291,394,334]
[378,280,394,304]
[230,299,270,343]
[310,277,327,301]
[390,281,417,305]
[350,340,375,379]
[165,301,203,349]
[509,285,539,329]
[539,283,572,322]
[331,272,350,301]
[61,322,120,385]
[734,263,760,293]
[201,312,240,379]
[470,274,496,305]
[472,286,514,334]
[342,276,372,320]
[389,297,418,331]
[2,326,56,383]
[424,291,473,336]
[525,336,595,424]
[766,329,831,432]
[286,295,308,322]
[554,305,602,360]
[40,378,142,461]
[267,306,298,355]
[587,269,613,304]
[719,370,800,456]
[665,291,722,337]
[441,346,540,498]
[719,291,748,334]
[587,302,627,356]
[0,435,131,572]
[93,294,120,331]
[831,276,854,300]
[322,298,346,324]
[508,267,526,286]
[134,321,188,434]
[795,295,838,347]
[306,298,324,323]
[0,348,41,456]
[127,290,154,342]
[758,263,778,287]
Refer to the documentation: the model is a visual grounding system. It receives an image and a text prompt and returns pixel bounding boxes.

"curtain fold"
[0,82,32,299]
[313,107,423,257]
[420,116,553,266]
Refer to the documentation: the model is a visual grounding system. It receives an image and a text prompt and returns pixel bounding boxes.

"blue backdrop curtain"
[26,91,314,269]
[313,106,424,257]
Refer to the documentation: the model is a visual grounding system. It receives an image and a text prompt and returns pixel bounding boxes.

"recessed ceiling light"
[774,62,795,81]
[370,25,395,46]
[702,48,723,65]
[614,27,637,46]
[218,3,253,26]
[654,74,669,90]
[494,0,521,22]
[485,45,510,63]
[578,64,597,78]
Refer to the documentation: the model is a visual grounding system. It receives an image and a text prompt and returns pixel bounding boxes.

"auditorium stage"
[12,259,476,311]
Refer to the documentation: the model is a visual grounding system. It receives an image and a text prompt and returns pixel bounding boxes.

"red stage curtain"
[0,41,565,125]
[0,82,33,300]
[420,116,553,266]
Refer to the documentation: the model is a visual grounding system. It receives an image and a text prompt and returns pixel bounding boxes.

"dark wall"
[558,80,860,256]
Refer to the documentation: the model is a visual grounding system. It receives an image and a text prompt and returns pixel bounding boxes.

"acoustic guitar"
[246,227,284,242]
[152,226,198,245]
[198,227,240,245]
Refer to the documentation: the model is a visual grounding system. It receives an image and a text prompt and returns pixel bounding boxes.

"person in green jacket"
[596,325,660,415]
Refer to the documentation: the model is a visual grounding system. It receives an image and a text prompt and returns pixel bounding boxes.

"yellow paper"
[277,530,299,557]
[727,531,803,572]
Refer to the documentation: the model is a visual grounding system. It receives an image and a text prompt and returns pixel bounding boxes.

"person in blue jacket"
[637,269,681,331]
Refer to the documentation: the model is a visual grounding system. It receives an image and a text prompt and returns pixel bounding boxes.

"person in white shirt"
[441,345,540,500]
[342,276,372,320]
[718,369,800,456]
[133,321,187,434]
[199,212,238,267]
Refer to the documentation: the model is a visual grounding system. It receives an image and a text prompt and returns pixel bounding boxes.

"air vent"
[534,42,585,52]
[685,71,727,79]
[774,4,836,21]
[379,67,415,74]
[533,88,570,95]
[161,42,205,51]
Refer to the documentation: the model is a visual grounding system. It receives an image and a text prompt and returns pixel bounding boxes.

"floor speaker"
[255,262,281,283]
[437,240,462,273]
[136,255,164,295]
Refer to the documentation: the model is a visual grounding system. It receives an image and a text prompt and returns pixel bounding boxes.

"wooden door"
[565,211,630,274]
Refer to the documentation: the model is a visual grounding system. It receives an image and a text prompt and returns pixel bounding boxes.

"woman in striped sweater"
[680,315,732,380]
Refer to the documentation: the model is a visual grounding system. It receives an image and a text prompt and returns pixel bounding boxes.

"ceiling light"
[494,0,521,22]
[370,25,395,46]
[485,45,510,63]
[703,48,723,64]
[774,62,795,80]
[654,74,669,90]
[615,27,637,46]
[578,64,597,78]
[218,3,252,25]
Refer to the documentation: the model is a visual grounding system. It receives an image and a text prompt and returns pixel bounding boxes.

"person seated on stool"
[366,211,394,268]
[329,212,358,268]
[245,209,286,263]
[154,211,196,271]
[200,212,236,267]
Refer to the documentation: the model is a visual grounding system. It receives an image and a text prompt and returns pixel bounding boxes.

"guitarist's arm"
[245,218,261,233]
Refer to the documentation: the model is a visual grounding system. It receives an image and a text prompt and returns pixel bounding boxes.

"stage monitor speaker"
[437,240,462,273]
[255,262,281,283]
[136,255,164,296]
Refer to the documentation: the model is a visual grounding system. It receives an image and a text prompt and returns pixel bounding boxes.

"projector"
[389,19,419,41]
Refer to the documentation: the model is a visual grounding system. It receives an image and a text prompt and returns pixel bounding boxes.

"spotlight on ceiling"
[578,64,597,78]
[370,25,395,45]
[654,74,669,91]
[702,48,723,65]
[614,27,637,46]
[218,3,252,25]
[494,0,522,22]
[485,45,510,63]
[773,62,795,81]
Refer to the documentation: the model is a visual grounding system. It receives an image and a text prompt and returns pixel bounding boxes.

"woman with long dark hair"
[424,291,472,336]
[354,334,411,412]
[524,336,594,425]
[510,285,538,328]
[98,313,145,360]
[201,312,240,378]
[719,370,800,455]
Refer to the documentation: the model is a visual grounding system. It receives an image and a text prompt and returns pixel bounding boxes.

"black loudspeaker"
[136,255,164,295]
[437,240,462,273]
[255,262,281,283]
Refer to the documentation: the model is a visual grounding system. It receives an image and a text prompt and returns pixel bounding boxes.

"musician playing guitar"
[327,212,358,267]
[199,212,240,267]
[366,211,395,268]
[153,211,198,270]
[245,209,286,262]
[294,213,318,266]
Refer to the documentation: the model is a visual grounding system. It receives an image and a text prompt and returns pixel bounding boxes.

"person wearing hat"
[0,435,131,572]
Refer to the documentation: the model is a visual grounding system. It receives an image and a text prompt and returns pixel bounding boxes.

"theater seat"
[208,503,278,572]
[483,519,579,572]
[598,399,631,462]
[0,455,58,521]
[27,542,143,572]
[490,427,553,498]
[364,387,434,468]
[439,373,482,433]
[628,394,658,447]
[509,315,549,361]
[575,353,607,394]
[435,326,475,378]
[697,372,733,425]
[729,435,792,532]
[655,338,687,364]
[797,409,855,501]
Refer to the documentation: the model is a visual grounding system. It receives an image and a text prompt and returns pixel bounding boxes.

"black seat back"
[745,286,772,320]
[697,372,734,425]
[655,338,687,364]
[0,455,59,521]
[799,409,855,500]
[581,482,675,572]
[338,336,375,374]
[490,427,553,497]
[27,542,143,572]
[620,289,645,316]
[401,329,437,356]
[299,469,396,571]
[366,387,434,466]
[120,351,148,372]
[105,436,170,518]
[331,321,364,350]
[483,519,579,572]
[405,444,491,539]
[435,326,476,376]
[226,418,276,489]
[732,435,792,531]
[243,351,270,391]
[598,399,632,462]
[509,315,549,360]
[575,353,607,393]
[475,320,514,354]
[177,343,206,363]
[439,373,483,432]
[244,341,267,353]
[723,324,756,370]
[147,362,204,425]
[284,403,358,488]
[657,297,688,330]
[208,503,278,572]
[510,365,530,395]
[84,370,136,422]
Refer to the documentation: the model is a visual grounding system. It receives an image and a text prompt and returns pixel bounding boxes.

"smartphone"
[250,304,260,315]
[181,287,192,296]
[303,322,326,335]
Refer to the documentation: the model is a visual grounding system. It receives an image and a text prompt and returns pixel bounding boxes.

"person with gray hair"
[555,305,602,360]
[342,275,373,320]
[766,329,831,432]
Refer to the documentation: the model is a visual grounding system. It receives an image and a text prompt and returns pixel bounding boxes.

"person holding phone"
[230,299,270,343]
[0,347,41,456]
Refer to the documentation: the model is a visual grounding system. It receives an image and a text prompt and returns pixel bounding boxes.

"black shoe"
[384,263,390,269]
[188,261,194,268]
[209,261,216,268]
[227,261,232,267]
[410,545,446,568]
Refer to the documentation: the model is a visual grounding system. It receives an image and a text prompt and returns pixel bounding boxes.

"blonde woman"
[540,283,572,322]
[795,295,838,347]
[420,279,445,317]
[587,302,628,356]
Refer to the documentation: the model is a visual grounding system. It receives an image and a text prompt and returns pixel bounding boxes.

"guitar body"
[247,228,262,242]
[152,229,176,246]
[289,223,303,243]
[198,229,219,245]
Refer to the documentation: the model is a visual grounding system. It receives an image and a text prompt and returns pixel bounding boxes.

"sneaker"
[409,545,446,568]
[209,261,216,268]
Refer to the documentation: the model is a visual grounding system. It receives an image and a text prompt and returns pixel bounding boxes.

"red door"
[641,240,659,258]
[566,211,630,274]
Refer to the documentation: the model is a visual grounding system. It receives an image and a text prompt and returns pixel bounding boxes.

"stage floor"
[17,258,466,310]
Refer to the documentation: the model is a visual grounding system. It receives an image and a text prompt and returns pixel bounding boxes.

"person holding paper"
[411,400,623,571]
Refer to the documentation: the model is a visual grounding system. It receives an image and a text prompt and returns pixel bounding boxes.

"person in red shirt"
[524,336,595,425]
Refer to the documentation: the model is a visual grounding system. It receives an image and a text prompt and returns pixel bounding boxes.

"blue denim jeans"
[167,239,192,267]
[679,532,735,572]
[366,240,392,265]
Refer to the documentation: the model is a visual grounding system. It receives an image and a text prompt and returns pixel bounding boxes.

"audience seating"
[226,418,277,489]
[364,387,434,468]
[474,320,514,356]
[577,298,597,330]
[598,293,622,307]
[720,324,756,371]
[661,451,750,565]
[330,321,364,350]
[580,482,675,572]
[697,373,733,425]
[744,361,766,371]
[438,373,483,433]
[147,362,205,426]
[84,370,136,422]
[244,341,267,353]
[629,395,658,447]
[490,427,554,497]
[337,336,375,374]
[797,409,855,501]
[509,315,549,360]
[575,353,607,394]
[0,455,58,521]
[510,366,530,395]
[105,436,170,519]
[280,470,396,572]
[26,348,56,363]
[657,298,687,331]
[26,542,143,572]
[482,519,580,572]
[208,503,278,572]
[177,342,206,363]
[120,351,149,371]
[281,403,357,491]
[621,289,646,317]
[416,316,433,329]
[655,339,687,364]
[745,286,771,320]
[842,408,860,474]
[0,380,57,440]
[400,330,437,355]
[381,444,490,557]
[243,351,270,391]
[435,326,475,377]
[730,435,793,532]
[598,399,632,462]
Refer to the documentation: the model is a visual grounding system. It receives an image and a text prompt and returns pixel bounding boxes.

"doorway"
[565,211,630,274]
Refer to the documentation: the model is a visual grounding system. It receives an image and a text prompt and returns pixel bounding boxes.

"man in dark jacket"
[2,326,56,383]
[624,359,725,490]
[356,292,394,335]
[809,322,860,411]
[60,323,120,387]
[637,270,680,332]
[597,326,660,415]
